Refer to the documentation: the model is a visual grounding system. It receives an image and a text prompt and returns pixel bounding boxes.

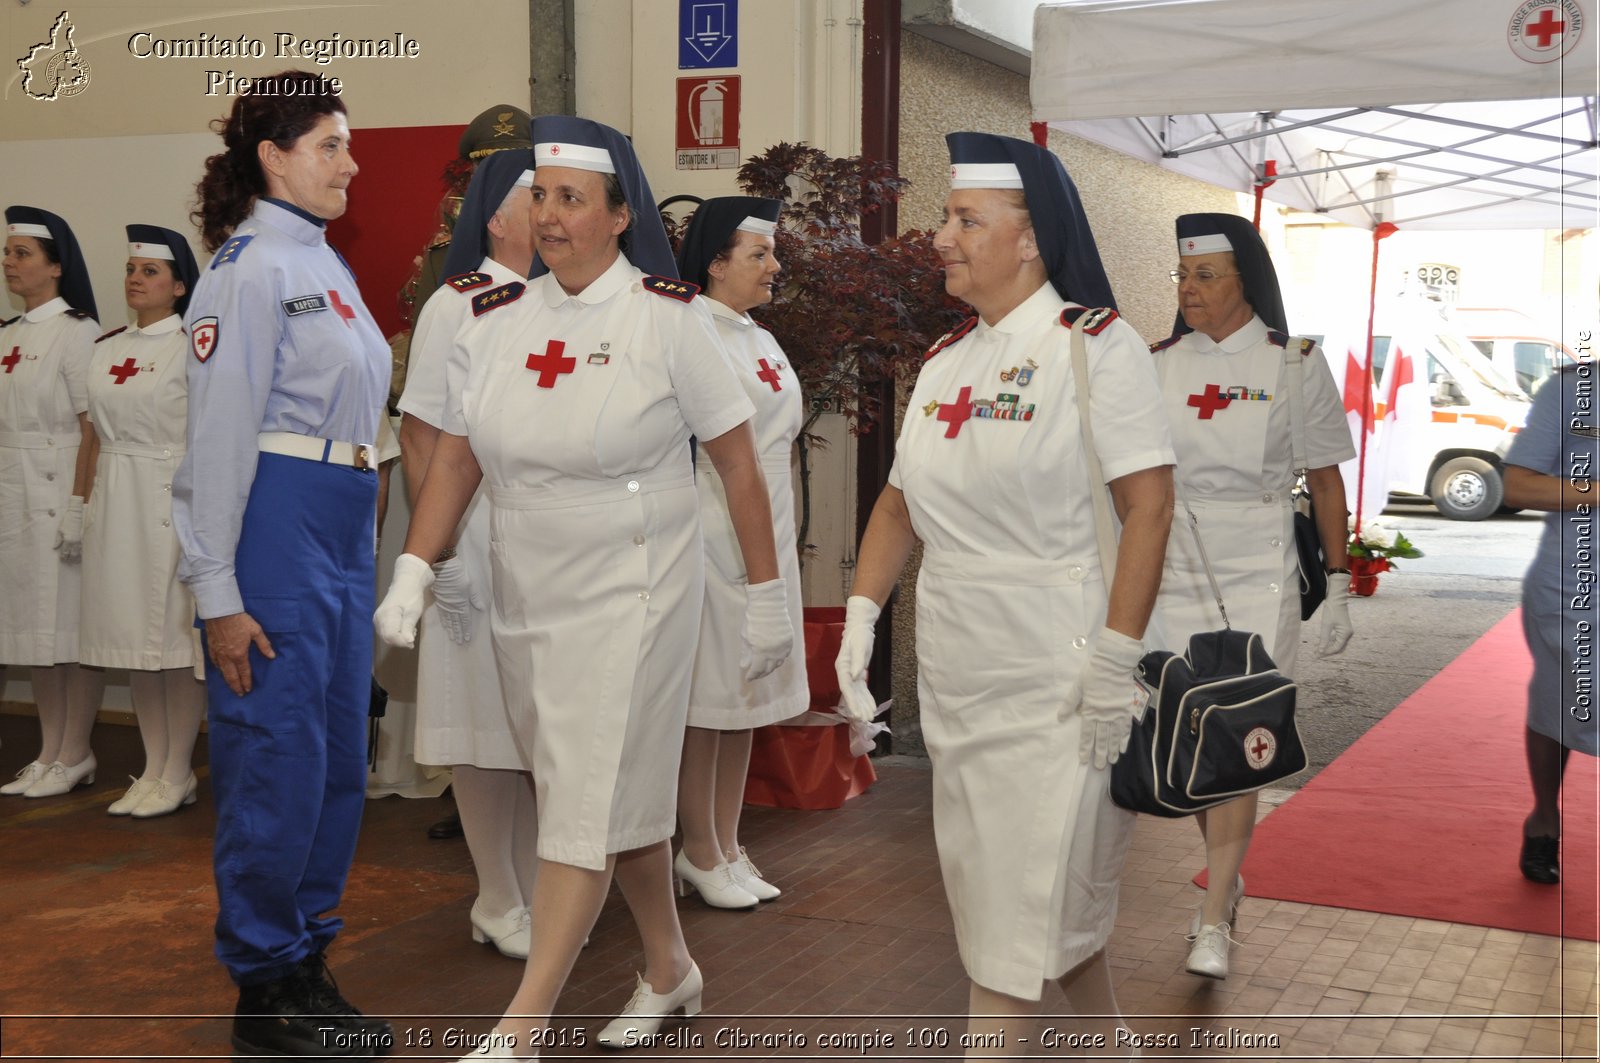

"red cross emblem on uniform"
[328,289,356,327]
[1187,384,1233,419]
[526,339,577,389]
[937,386,974,439]
[1,347,19,374]
[756,358,782,392]
[108,357,140,384]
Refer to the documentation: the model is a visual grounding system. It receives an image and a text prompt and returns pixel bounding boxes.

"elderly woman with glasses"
[1148,213,1355,981]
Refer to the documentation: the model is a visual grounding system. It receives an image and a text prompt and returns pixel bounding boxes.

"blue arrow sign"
[679,0,737,69]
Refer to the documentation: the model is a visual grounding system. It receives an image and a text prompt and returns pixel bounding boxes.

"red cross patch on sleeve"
[191,317,219,363]
[642,275,700,302]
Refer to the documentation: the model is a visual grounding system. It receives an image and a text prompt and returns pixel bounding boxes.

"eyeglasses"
[1169,269,1241,284]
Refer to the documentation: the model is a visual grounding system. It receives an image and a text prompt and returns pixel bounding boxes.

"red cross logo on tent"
[1,347,19,374]
[1508,1,1581,63]
[108,357,140,384]
[526,339,577,389]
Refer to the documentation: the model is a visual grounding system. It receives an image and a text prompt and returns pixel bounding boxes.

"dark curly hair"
[191,71,348,252]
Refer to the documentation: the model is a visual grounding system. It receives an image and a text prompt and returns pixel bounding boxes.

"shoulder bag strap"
[1071,316,1231,628]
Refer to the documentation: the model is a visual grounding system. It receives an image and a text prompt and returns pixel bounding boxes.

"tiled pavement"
[2,712,1595,1062]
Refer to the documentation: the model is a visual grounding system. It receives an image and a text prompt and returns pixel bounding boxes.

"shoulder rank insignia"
[210,233,254,270]
[472,281,525,317]
[1296,337,1316,357]
[642,275,700,302]
[445,271,494,293]
[1059,306,1118,334]
[1267,329,1289,348]
[1149,334,1181,353]
[66,307,93,319]
[924,316,978,361]
[96,325,129,344]
[0,315,17,328]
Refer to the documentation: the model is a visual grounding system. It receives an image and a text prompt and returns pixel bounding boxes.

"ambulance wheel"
[1430,457,1502,521]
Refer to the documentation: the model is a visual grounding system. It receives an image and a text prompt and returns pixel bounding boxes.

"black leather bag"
[1111,630,1305,818]
[1294,493,1327,621]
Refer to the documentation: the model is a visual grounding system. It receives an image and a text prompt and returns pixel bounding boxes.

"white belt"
[258,432,375,471]
[921,547,1100,587]
[101,440,181,460]
[0,430,58,450]
[489,469,695,511]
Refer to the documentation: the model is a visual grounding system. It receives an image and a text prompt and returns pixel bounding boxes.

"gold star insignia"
[922,400,940,417]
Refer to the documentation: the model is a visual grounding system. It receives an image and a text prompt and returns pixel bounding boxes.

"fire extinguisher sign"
[675,75,741,170]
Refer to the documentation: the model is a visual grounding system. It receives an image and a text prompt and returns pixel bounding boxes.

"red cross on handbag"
[1063,313,1306,816]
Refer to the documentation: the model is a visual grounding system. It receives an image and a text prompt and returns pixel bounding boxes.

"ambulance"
[1309,302,1532,521]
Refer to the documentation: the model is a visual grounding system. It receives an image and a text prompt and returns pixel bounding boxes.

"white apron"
[889,284,1173,1000]
[0,300,97,665]
[1151,325,1302,675]
[687,300,809,728]
[449,257,753,870]
[80,315,199,670]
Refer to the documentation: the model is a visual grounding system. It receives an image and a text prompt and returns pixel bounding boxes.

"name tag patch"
[283,294,330,316]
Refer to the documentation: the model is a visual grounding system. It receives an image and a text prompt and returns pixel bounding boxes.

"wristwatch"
[432,546,458,566]
[1325,565,1350,575]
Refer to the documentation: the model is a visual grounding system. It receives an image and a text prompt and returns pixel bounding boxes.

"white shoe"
[729,847,781,901]
[595,962,703,1048]
[108,776,160,815]
[130,773,197,818]
[1189,873,1245,936]
[673,850,758,909]
[1,761,48,795]
[24,754,96,798]
[1186,922,1234,979]
[470,901,531,959]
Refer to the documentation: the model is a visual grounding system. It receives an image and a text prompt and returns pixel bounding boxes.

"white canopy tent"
[1031,0,1599,230]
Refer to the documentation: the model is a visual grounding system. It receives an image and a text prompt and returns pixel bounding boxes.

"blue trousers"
[203,453,376,985]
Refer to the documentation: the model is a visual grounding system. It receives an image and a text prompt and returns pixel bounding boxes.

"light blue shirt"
[173,199,390,618]
[1505,362,1599,613]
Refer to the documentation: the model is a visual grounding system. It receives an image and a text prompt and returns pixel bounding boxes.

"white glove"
[1073,627,1147,769]
[430,554,484,645]
[834,595,881,724]
[54,496,85,564]
[740,577,795,683]
[1319,578,1354,657]
[374,553,435,648]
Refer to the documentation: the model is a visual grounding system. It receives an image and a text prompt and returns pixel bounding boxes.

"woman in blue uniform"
[1504,363,1599,883]
[173,70,392,1060]
[0,205,106,799]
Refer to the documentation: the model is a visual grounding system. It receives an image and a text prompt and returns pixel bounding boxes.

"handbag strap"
[1070,314,1231,628]
[1283,337,1313,481]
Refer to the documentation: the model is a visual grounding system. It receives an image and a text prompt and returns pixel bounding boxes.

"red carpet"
[1240,609,1599,941]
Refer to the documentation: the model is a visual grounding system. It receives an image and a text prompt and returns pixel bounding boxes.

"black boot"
[232,972,367,1059]
[297,951,394,1055]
